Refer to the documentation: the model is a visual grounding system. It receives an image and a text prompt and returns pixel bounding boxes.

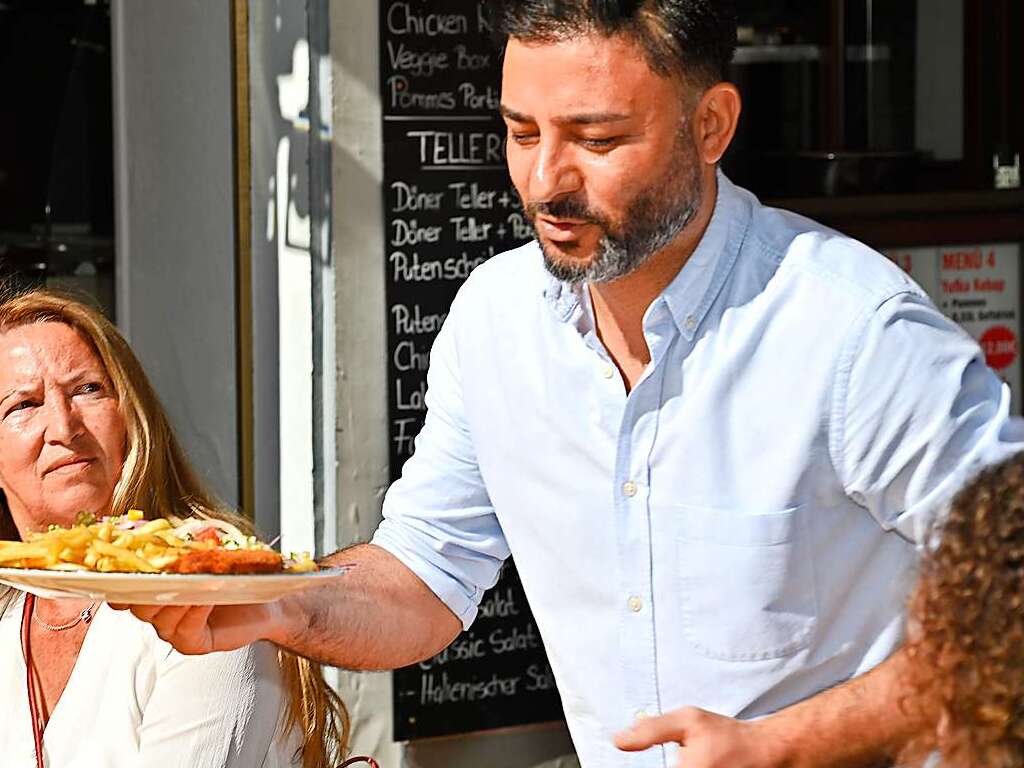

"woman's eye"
[5,400,37,417]
[74,382,104,397]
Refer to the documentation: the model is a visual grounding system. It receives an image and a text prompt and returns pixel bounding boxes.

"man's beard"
[526,137,703,285]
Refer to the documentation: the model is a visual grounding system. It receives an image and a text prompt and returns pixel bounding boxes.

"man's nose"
[529,140,582,204]
[44,397,84,444]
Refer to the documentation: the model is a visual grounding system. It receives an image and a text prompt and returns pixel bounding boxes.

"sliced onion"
[171,518,252,548]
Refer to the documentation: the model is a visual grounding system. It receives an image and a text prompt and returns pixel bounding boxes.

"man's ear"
[693,82,741,165]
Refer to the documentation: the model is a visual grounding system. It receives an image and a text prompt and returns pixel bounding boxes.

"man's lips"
[535,216,591,242]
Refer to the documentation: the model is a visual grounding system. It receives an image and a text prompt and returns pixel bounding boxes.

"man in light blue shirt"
[126,1,1022,765]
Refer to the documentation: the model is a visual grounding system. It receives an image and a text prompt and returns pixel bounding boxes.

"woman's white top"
[0,592,301,767]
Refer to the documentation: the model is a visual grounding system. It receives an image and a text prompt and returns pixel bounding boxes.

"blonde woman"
[0,290,347,767]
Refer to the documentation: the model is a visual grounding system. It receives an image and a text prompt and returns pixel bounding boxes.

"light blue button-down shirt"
[373,174,1024,767]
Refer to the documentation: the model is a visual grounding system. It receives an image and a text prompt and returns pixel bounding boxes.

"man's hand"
[615,651,923,768]
[107,545,464,669]
[109,602,281,655]
[615,707,783,768]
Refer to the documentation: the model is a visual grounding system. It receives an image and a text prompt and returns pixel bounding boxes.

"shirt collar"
[660,171,751,341]
[542,270,582,323]
[542,171,751,341]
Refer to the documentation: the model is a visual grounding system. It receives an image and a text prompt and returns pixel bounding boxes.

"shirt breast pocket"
[674,504,817,661]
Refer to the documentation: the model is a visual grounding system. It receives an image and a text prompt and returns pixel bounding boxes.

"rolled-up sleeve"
[832,290,1024,544]
[372,289,509,629]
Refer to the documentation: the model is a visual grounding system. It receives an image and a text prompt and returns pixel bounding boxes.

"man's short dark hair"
[488,0,737,88]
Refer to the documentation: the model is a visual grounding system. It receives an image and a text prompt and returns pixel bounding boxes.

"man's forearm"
[759,649,931,768]
[267,543,462,670]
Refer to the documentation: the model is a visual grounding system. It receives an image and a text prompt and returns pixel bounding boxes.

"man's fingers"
[614,707,710,751]
[144,605,197,641]
[615,710,695,751]
[110,601,273,654]
[116,604,216,654]
[206,603,275,652]
[173,604,215,635]
[162,605,216,652]
[122,604,164,622]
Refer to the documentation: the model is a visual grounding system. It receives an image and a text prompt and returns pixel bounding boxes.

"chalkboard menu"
[380,0,565,742]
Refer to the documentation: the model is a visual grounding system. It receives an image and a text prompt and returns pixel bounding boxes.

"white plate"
[0,565,352,605]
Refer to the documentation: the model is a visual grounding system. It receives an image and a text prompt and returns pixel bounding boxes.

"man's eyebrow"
[499,105,631,126]
[499,105,532,122]
[553,112,631,126]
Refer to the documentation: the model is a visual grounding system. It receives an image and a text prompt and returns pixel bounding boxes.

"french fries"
[0,512,318,574]
[0,516,208,573]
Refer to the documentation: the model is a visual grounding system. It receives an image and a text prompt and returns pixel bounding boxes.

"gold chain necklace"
[32,602,98,632]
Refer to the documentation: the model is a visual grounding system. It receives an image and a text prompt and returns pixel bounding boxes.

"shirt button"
[601,364,615,379]
[634,709,648,721]
[685,315,696,331]
[627,595,643,612]
[622,481,638,497]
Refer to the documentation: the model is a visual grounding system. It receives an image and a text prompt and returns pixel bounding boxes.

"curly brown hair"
[901,453,1024,767]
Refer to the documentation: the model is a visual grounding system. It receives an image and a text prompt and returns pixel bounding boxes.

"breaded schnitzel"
[167,548,283,574]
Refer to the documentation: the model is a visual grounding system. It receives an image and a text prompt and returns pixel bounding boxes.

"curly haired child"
[901,453,1024,767]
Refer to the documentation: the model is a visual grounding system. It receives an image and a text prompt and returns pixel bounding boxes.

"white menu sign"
[886,243,1021,414]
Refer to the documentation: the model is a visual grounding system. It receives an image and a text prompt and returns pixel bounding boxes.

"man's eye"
[510,132,538,145]
[580,137,617,150]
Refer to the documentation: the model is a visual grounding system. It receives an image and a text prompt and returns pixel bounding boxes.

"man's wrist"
[263,594,302,648]
[748,712,803,768]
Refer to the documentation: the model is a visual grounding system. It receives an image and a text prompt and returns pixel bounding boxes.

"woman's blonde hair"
[0,289,349,768]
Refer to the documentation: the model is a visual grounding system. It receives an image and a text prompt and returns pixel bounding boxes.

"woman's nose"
[43,397,84,444]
